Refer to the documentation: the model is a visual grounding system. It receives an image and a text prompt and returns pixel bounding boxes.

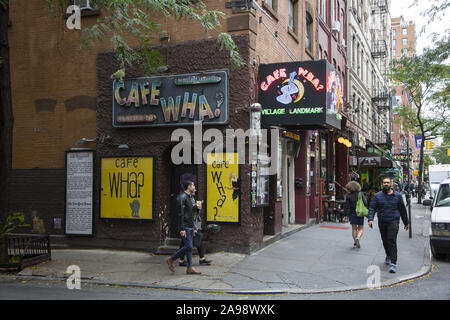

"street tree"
[391,39,450,203]
[432,127,450,164]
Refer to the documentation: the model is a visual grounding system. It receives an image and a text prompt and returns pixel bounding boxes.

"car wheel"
[430,241,446,260]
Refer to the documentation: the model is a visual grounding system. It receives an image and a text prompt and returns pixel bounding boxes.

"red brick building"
[7,0,329,254]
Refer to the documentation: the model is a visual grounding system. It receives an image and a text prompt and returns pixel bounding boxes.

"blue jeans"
[171,228,194,267]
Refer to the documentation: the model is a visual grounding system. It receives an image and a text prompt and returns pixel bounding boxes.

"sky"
[390,0,449,54]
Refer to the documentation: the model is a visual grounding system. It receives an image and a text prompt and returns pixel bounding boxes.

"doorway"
[169,164,198,238]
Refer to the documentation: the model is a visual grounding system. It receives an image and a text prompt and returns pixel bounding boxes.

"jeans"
[171,228,194,267]
[378,221,399,265]
[179,235,205,260]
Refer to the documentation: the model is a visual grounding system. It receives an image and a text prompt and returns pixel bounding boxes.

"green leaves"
[0,212,30,239]
[45,0,244,75]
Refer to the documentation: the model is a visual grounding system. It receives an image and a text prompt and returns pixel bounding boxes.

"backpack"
[356,192,368,218]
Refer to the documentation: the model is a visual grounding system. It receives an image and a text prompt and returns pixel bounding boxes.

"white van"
[429,164,450,198]
[424,178,450,259]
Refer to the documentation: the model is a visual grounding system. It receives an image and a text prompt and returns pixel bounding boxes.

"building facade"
[390,16,418,183]
[315,0,349,208]
[345,0,395,187]
[7,0,327,254]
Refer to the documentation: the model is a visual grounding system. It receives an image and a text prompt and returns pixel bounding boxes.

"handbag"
[193,231,203,248]
[356,192,369,218]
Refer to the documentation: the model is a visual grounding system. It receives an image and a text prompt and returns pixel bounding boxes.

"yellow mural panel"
[206,153,240,223]
[100,156,154,220]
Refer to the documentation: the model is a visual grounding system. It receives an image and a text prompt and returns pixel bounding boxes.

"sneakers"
[384,257,391,265]
[389,264,397,273]
[199,259,212,265]
[179,260,187,267]
[355,238,360,248]
[179,259,212,266]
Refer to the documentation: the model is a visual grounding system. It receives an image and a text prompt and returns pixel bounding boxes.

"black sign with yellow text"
[112,70,229,127]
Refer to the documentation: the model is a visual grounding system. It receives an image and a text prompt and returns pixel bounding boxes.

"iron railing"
[1,233,51,270]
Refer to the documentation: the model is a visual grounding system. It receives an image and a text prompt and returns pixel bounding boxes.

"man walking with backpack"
[368,177,409,273]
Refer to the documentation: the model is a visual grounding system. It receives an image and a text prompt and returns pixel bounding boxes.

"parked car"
[423,178,450,259]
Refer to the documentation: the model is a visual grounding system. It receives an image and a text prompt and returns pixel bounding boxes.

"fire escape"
[370,0,391,147]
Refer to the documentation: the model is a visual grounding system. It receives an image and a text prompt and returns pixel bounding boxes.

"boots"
[166,257,175,272]
[186,266,201,275]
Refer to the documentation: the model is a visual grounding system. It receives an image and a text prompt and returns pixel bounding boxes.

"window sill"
[288,28,299,43]
[262,1,279,21]
[65,8,100,19]
[305,48,314,59]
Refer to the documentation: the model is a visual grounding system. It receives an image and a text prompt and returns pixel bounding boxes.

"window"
[402,28,407,35]
[392,49,396,57]
[401,48,407,56]
[306,13,313,51]
[402,38,407,45]
[319,0,326,21]
[264,0,273,8]
[288,0,298,33]
[392,29,396,36]
[392,39,396,46]
[72,0,98,10]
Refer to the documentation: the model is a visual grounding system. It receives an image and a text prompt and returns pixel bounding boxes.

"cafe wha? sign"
[112,70,229,128]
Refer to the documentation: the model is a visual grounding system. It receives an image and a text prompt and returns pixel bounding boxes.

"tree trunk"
[417,137,425,204]
[0,1,13,226]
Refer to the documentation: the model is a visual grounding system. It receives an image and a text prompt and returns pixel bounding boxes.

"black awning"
[356,150,393,168]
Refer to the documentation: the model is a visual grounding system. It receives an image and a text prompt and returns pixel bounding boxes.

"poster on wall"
[206,153,240,223]
[100,156,154,220]
[65,150,94,236]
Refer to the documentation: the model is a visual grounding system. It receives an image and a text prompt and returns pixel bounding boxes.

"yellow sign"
[414,170,419,176]
[206,153,240,223]
[100,156,154,220]
[425,140,435,150]
[447,149,450,156]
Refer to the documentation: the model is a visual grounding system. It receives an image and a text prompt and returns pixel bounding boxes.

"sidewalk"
[2,201,432,294]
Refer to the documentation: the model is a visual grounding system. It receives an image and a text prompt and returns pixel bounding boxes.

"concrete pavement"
[1,201,432,294]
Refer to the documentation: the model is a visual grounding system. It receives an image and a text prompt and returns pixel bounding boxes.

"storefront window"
[306,143,311,195]
[315,143,320,196]
[320,135,328,195]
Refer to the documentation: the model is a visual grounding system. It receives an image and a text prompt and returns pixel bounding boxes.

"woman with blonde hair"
[344,181,368,248]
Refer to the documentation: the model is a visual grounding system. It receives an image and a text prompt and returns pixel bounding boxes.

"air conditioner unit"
[74,0,96,10]
[332,21,341,33]
[341,38,346,47]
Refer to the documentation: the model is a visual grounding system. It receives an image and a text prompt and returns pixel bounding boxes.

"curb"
[0,223,432,295]
[0,248,432,295]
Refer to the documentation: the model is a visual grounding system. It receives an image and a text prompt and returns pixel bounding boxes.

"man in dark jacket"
[166,180,201,275]
[368,177,409,274]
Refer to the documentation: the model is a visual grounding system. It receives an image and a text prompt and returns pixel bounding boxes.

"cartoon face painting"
[276,72,305,105]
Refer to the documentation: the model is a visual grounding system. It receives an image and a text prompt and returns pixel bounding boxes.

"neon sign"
[257,60,342,130]
[260,67,324,93]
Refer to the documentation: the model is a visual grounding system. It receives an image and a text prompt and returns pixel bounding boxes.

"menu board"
[65,150,94,235]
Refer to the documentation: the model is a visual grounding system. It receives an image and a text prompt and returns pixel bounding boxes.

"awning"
[356,150,393,168]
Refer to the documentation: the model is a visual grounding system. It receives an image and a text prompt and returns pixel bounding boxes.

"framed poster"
[206,153,240,223]
[251,159,270,208]
[100,156,154,220]
[65,150,94,236]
